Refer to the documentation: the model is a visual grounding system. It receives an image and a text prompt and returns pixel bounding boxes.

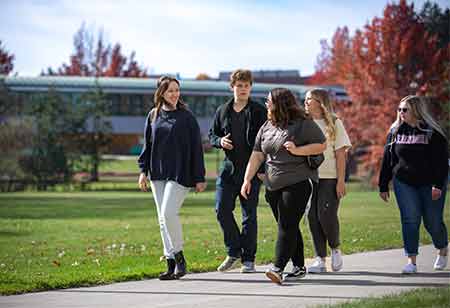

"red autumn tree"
[44,24,148,77]
[310,0,450,184]
[0,41,14,75]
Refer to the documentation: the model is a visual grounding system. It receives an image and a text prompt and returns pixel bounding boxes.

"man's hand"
[220,133,234,150]
[379,191,390,202]
[138,173,148,192]
[432,187,442,200]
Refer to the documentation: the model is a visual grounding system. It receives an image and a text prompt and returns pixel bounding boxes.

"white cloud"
[1,0,448,78]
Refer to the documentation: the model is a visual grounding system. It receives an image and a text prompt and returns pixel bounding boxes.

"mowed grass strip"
[0,188,449,294]
[321,286,450,308]
[98,150,224,176]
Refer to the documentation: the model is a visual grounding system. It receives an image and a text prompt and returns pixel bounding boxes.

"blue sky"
[1,0,448,78]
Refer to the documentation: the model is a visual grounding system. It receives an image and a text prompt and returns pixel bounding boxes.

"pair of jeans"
[308,179,340,258]
[265,179,312,270]
[150,180,190,258]
[215,175,260,262]
[393,177,448,256]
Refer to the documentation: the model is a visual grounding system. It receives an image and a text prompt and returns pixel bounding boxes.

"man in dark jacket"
[209,69,267,273]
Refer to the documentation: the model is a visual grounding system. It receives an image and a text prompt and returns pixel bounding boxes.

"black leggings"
[265,180,312,270]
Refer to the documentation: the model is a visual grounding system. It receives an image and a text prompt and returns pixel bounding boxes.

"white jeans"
[150,180,190,258]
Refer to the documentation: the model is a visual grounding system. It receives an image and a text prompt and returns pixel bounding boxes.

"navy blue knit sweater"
[138,107,205,188]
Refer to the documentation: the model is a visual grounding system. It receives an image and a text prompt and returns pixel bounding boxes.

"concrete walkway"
[1,245,449,308]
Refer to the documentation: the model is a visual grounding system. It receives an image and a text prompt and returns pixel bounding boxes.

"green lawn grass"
[322,286,450,308]
[0,188,449,295]
[99,150,225,176]
[99,158,140,174]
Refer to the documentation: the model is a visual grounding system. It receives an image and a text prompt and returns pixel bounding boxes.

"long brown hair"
[152,76,187,121]
[268,88,308,128]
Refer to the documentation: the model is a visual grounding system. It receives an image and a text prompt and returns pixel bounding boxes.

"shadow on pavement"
[57,289,361,300]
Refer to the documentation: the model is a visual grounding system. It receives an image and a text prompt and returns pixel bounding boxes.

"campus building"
[1,75,348,154]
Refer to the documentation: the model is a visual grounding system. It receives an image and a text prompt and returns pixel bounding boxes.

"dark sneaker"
[241,261,256,273]
[217,256,240,272]
[283,266,307,281]
[265,267,283,285]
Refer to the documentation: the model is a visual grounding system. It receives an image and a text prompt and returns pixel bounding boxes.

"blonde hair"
[390,95,447,140]
[306,88,337,141]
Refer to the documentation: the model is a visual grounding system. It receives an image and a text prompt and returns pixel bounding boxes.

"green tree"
[20,89,72,190]
[77,82,112,182]
[0,79,33,191]
[419,1,450,48]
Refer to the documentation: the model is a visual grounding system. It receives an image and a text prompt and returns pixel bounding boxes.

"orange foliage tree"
[310,0,450,183]
[44,24,148,77]
[195,73,212,80]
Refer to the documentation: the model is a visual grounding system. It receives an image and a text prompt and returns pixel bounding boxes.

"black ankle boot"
[159,258,176,280]
[174,251,186,279]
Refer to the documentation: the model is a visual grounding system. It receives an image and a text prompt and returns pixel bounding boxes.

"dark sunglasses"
[398,107,408,113]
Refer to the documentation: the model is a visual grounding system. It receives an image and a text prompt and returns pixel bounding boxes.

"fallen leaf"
[52,260,61,267]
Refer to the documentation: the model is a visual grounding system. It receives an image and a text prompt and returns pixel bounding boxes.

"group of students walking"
[137,69,449,284]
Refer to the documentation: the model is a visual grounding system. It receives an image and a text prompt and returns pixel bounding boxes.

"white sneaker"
[402,263,417,274]
[433,255,448,270]
[308,257,327,273]
[241,261,256,273]
[331,249,343,272]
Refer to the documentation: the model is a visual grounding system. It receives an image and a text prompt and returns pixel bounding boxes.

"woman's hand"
[256,173,266,182]
[283,141,297,154]
[138,173,148,192]
[432,187,442,200]
[336,180,346,199]
[379,191,390,202]
[240,179,252,199]
[195,182,207,193]
[283,142,326,156]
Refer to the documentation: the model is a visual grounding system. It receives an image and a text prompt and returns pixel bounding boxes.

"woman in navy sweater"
[379,95,448,274]
[138,76,206,280]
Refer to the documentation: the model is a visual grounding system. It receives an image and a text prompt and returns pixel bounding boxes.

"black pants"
[307,179,340,258]
[265,180,312,270]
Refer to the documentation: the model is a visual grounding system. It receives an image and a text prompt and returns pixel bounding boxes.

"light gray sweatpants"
[150,180,190,259]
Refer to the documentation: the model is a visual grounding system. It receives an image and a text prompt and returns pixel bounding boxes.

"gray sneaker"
[217,256,240,272]
[241,261,256,273]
